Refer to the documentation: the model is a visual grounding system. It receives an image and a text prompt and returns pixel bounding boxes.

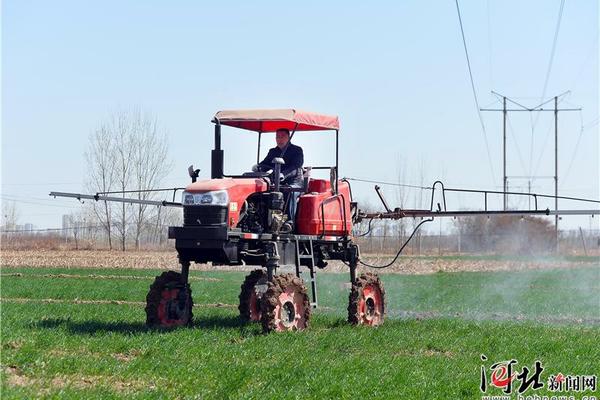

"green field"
[1,266,599,399]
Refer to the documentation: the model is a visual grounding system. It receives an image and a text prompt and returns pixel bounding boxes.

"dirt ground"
[1,250,597,274]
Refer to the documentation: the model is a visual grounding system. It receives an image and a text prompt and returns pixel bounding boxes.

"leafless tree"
[113,111,136,251]
[1,200,19,230]
[85,107,172,251]
[130,111,171,249]
[411,158,428,255]
[353,198,376,254]
[150,205,181,247]
[1,201,20,246]
[67,211,86,250]
[85,125,115,249]
[394,155,409,244]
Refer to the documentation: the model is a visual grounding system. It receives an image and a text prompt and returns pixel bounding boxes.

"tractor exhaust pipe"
[211,119,224,179]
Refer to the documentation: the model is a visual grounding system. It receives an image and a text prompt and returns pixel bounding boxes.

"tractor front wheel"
[260,273,310,333]
[348,272,385,326]
[238,269,267,322]
[145,271,193,328]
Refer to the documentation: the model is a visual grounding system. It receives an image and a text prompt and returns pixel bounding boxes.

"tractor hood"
[183,178,269,227]
[185,178,268,194]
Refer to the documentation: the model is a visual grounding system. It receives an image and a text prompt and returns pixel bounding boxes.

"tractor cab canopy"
[213,109,339,132]
[210,109,340,182]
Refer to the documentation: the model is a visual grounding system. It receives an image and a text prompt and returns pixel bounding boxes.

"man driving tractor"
[253,128,304,230]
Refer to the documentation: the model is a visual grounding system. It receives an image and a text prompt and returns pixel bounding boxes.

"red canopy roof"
[213,109,339,132]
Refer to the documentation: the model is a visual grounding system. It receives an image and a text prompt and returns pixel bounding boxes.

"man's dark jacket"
[259,142,304,185]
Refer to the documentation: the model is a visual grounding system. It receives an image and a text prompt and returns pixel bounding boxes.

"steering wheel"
[242,166,273,178]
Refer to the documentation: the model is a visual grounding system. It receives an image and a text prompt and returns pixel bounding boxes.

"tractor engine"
[237,192,286,234]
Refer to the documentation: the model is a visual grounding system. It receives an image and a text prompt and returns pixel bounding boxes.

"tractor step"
[295,238,318,309]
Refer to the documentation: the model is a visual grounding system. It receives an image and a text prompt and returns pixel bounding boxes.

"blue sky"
[2,0,598,230]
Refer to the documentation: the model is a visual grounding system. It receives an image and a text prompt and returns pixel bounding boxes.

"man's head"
[275,128,291,149]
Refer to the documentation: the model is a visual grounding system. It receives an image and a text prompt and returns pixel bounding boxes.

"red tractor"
[151,109,380,332]
[51,108,599,333]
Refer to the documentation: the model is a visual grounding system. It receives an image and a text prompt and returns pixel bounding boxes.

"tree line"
[83,108,177,250]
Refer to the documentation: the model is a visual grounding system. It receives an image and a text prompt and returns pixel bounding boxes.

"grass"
[1,265,599,399]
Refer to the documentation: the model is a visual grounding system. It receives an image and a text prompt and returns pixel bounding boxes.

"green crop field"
[1,265,599,399]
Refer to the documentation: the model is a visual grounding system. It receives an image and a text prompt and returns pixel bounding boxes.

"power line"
[2,193,77,203]
[533,0,566,132]
[570,34,598,94]
[540,0,566,101]
[528,1,568,178]
[560,126,586,188]
[1,182,83,186]
[0,195,80,209]
[582,117,599,130]
[561,115,598,187]
[454,0,497,185]
[482,98,501,108]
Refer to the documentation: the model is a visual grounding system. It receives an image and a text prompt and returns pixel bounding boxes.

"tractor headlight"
[182,190,229,206]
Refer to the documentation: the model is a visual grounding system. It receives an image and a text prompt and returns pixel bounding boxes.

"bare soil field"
[1,249,597,274]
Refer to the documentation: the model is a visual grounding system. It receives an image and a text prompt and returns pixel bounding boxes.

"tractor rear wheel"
[145,271,193,328]
[260,273,310,333]
[348,272,385,326]
[238,269,268,322]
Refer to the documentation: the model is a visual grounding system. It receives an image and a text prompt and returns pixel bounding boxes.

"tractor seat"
[306,177,332,194]
[302,166,312,193]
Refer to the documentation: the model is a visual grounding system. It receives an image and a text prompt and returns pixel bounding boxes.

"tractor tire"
[145,270,193,328]
[348,272,385,326]
[260,273,311,333]
[238,269,267,322]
